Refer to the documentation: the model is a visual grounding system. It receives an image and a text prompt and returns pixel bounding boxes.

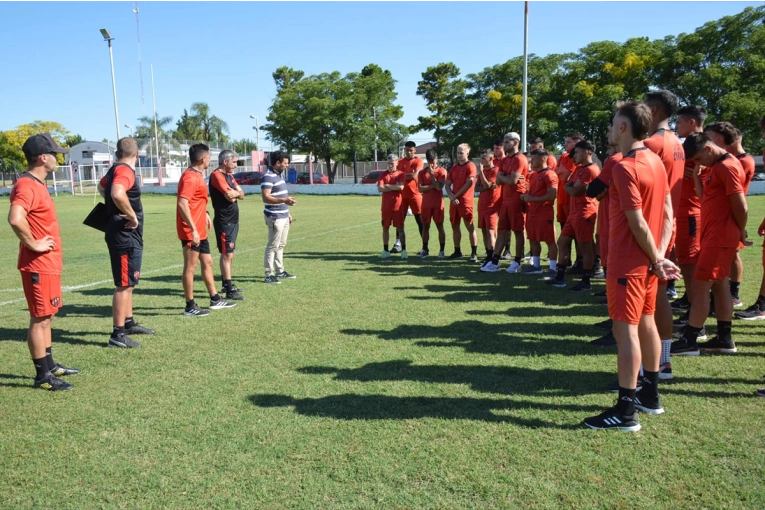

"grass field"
[1,192,764,509]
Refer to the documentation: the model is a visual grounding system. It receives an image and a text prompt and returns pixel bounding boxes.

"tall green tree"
[0,121,70,168]
[413,63,463,149]
[65,134,85,147]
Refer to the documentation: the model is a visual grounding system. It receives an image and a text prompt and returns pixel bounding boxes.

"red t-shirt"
[176,168,209,241]
[397,157,424,199]
[700,154,745,249]
[500,153,529,201]
[10,173,63,274]
[527,168,558,220]
[644,129,685,219]
[99,165,136,191]
[478,165,501,212]
[378,170,406,211]
[417,166,447,210]
[608,147,668,277]
[448,161,477,208]
[736,153,755,195]
[597,152,624,239]
[556,152,576,211]
[568,162,600,220]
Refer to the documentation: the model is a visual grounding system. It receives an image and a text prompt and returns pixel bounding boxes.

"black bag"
[83,202,108,232]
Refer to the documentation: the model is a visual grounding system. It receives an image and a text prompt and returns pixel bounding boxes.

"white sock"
[550,260,557,271]
[661,339,672,365]
[532,256,540,267]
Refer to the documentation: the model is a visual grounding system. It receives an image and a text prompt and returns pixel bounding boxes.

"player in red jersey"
[396,141,425,253]
[529,137,558,173]
[557,132,583,272]
[671,133,747,356]
[378,154,407,258]
[476,149,501,263]
[8,133,80,390]
[520,148,558,275]
[492,139,511,258]
[445,144,478,261]
[643,89,685,380]
[416,149,447,258]
[584,102,678,432]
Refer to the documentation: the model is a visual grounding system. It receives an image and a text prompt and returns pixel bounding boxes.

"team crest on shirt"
[134,271,140,280]
[228,242,235,250]
[50,297,61,307]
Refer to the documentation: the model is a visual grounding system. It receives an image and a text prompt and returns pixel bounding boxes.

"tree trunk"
[325,156,335,184]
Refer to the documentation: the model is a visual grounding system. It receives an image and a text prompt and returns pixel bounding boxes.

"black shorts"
[108,246,143,287]
[214,222,239,254]
[181,238,211,254]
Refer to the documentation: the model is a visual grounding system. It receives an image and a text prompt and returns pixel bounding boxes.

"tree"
[173,109,202,141]
[65,134,85,147]
[0,121,70,168]
[230,138,257,154]
[135,115,179,165]
[413,63,463,149]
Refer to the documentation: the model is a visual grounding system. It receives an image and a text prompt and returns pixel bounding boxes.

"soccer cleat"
[50,364,81,376]
[731,296,743,308]
[378,251,391,259]
[583,406,641,432]
[108,333,142,348]
[34,372,73,391]
[608,379,642,393]
[506,261,521,273]
[480,262,501,272]
[672,325,707,341]
[226,289,244,300]
[634,391,665,415]
[698,336,737,354]
[670,295,691,311]
[542,269,557,280]
[545,278,566,288]
[447,252,463,260]
[210,298,237,310]
[125,323,156,335]
[595,318,613,331]
[569,281,592,293]
[521,265,543,275]
[437,251,445,259]
[659,362,673,380]
[275,271,296,279]
[666,287,678,300]
[417,249,429,259]
[670,338,700,356]
[183,303,211,316]
[590,331,616,346]
[735,302,765,320]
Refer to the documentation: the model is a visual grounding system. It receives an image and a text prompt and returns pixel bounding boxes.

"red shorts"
[498,200,526,232]
[557,198,569,224]
[420,204,444,225]
[478,209,498,230]
[21,271,62,318]
[527,218,556,244]
[675,215,700,265]
[694,246,736,281]
[607,273,658,325]
[449,203,474,226]
[381,208,404,229]
[401,194,422,215]
[560,214,596,243]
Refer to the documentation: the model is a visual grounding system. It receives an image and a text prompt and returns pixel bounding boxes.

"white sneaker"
[391,240,402,254]
[481,262,501,272]
[417,249,429,258]
[506,261,522,273]
[438,251,445,259]
[501,251,513,260]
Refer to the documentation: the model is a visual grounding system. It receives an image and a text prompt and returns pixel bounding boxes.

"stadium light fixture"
[100,28,121,141]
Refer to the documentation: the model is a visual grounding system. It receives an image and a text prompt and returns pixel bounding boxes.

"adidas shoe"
[417,249,429,258]
[634,391,665,415]
[125,323,155,335]
[670,338,700,356]
[226,289,244,300]
[264,275,281,284]
[183,302,211,316]
[210,298,237,310]
[698,336,738,354]
[506,261,522,273]
[735,302,765,320]
[275,271,296,279]
[480,262,501,273]
[583,406,641,432]
[108,333,142,348]
[521,265,543,275]
[659,362,673,380]
[50,364,81,376]
[34,372,73,391]
[569,281,592,293]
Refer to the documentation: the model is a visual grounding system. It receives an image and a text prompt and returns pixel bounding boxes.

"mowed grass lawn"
[0,192,764,508]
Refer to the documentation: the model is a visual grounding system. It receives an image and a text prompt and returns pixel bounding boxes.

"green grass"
[1,193,764,509]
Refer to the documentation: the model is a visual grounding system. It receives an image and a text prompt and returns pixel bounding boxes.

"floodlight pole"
[101,29,121,142]
[521,1,529,152]
[151,64,163,186]
[125,124,134,137]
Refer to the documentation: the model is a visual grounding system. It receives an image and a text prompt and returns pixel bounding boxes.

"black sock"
[401,243,406,251]
[616,386,636,415]
[717,320,732,341]
[422,243,428,252]
[582,272,592,285]
[514,256,521,264]
[594,255,601,266]
[414,214,423,235]
[33,357,49,380]
[384,244,389,252]
[486,249,494,260]
[223,279,232,291]
[211,294,221,302]
[471,245,477,257]
[684,325,702,343]
[555,267,566,281]
[45,347,55,371]
[491,253,500,264]
[454,248,462,255]
[641,370,660,398]
[186,299,195,309]
[112,325,125,337]
[439,242,445,252]
[730,281,740,298]
[124,317,135,328]
[758,295,765,306]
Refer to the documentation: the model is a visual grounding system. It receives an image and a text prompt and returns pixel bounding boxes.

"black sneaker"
[447,252,463,260]
[634,391,665,415]
[34,371,73,391]
[210,298,236,310]
[569,281,592,293]
[670,295,691,311]
[590,331,616,346]
[698,336,738,354]
[275,271,297,279]
[670,338,700,356]
[735,302,765,320]
[183,303,211,317]
[125,323,156,335]
[583,406,641,432]
[666,286,678,300]
[228,284,243,293]
[595,318,613,331]
[108,333,142,348]
[545,278,566,288]
[50,364,81,376]
[608,379,642,393]
[226,289,245,300]
[264,275,281,285]
[593,290,607,298]
[672,325,707,341]
[390,243,401,254]
[672,312,690,328]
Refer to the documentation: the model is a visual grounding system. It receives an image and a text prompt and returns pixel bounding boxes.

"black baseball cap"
[22,133,69,161]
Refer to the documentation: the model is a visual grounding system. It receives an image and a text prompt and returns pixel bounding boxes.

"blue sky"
[0,1,761,146]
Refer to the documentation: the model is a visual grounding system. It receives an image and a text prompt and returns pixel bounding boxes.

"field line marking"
[0,220,377,307]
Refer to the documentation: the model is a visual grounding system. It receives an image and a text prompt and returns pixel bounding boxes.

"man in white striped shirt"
[261,151,297,284]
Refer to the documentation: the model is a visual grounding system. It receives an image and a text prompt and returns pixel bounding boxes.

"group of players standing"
[8,135,298,391]
[376,91,765,431]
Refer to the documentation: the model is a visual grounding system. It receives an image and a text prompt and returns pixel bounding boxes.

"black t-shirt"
[208,170,239,225]
[103,163,143,248]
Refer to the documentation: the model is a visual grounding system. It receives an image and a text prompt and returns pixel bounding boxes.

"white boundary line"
[0,220,377,308]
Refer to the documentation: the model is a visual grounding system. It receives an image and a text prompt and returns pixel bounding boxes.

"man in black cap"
[8,133,80,391]
[97,137,155,348]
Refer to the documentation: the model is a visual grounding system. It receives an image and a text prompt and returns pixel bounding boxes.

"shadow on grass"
[248,393,591,428]
[298,360,612,397]
[0,327,103,347]
[55,304,180,318]
[0,372,30,389]
[341,320,614,357]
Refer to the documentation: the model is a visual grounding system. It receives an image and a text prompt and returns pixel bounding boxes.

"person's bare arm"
[624,207,679,280]
[453,177,475,199]
[177,197,200,246]
[8,205,56,252]
[657,194,674,255]
[729,192,748,242]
